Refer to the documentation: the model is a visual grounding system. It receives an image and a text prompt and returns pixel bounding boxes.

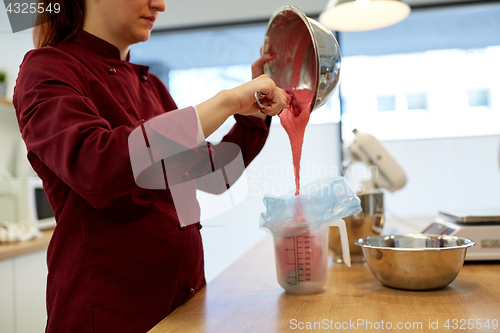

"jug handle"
[329,219,351,267]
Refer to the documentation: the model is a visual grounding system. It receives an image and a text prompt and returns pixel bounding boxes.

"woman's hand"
[251,51,276,79]
[227,74,287,117]
[196,75,286,137]
[249,50,278,120]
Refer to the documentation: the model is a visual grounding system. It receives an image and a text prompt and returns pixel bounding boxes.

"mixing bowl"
[355,234,475,290]
[262,5,341,111]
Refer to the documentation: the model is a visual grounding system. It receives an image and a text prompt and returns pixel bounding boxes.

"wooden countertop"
[150,235,500,333]
[0,229,53,261]
[0,97,13,106]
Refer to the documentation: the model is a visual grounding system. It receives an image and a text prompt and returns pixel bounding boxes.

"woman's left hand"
[250,50,277,119]
[251,50,276,79]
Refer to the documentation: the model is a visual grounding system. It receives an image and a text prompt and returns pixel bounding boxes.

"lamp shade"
[319,0,411,32]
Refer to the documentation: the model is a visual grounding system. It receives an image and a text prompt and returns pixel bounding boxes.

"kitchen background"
[1,0,499,332]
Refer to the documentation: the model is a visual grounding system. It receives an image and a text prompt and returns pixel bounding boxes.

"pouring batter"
[280,89,314,195]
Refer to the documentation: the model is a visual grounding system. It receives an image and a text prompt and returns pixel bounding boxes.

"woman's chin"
[133,31,152,44]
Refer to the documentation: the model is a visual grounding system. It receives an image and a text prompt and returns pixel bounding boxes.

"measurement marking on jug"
[297,235,306,284]
[294,236,299,285]
[284,234,319,286]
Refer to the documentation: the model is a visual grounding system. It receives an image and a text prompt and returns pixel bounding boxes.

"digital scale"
[422,209,500,261]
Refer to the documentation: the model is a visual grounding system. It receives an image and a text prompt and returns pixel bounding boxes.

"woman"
[13,0,287,332]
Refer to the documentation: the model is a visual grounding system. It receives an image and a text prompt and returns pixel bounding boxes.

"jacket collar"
[75,30,131,62]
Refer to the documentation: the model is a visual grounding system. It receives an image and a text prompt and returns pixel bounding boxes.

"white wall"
[0,3,34,100]
[383,135,500,217]
[345,134,500,219]
[0,33,33,100]
[0,104,35,178]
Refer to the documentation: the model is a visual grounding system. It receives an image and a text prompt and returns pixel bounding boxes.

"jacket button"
[197,223,202,230]
[140,75,148,81]
[108,68,117,75]
[178,224,187,230]
[186,288,195,297]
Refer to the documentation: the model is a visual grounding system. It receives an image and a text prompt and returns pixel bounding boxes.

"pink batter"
[274,226,324,289]
[280,89,314,196]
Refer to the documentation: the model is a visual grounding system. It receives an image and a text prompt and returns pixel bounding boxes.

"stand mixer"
[329,129,407,262]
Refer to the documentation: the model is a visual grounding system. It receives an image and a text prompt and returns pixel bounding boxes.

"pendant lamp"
[319,0,411,32]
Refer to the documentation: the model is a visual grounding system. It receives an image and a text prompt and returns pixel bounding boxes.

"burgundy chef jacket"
[13,30,271,333]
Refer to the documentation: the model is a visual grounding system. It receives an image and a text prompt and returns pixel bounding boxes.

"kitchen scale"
[422,209,500,261]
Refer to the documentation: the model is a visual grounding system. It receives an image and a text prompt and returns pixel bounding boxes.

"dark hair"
[33,0,85,48]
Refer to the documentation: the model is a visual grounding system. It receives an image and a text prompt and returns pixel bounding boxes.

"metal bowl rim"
[354,234,476,251]
[263,5,321,109]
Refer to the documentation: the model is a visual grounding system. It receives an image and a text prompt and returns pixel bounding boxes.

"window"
[376,93,427,112]
[168,66,251,109]
[377,96,396,112]
[467,89,489,108]
[406,93,427,110]
[339,2,500,142]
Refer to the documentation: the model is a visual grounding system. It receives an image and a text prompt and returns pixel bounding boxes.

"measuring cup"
[272,219,350,294]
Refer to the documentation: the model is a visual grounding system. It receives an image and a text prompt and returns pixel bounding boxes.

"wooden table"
[150,236,500,333]
[0,229,54,261]
[0,98,13,106]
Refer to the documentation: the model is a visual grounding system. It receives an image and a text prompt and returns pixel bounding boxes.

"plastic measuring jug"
[272,219,350,294]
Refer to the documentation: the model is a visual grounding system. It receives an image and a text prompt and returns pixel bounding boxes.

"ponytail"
[33,0,85,48]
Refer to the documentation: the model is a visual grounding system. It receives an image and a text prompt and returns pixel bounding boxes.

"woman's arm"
[195,74,286,138]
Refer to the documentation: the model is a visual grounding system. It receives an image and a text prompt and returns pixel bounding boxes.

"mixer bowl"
[263,5,341,111]
[330,191,385,259]
[355,234,475,290]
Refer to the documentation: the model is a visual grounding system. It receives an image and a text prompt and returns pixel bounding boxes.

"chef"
[13,0,287,332]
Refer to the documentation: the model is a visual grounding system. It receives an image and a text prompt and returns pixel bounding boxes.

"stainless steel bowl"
[355,234,475,290]
[262,5,341,111]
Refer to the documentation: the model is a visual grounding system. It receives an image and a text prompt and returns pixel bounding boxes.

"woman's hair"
[33,0,85,48]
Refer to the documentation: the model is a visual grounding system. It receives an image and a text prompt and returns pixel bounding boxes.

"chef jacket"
[13,30,271,333]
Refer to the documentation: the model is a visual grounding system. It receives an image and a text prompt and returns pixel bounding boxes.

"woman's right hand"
[196,74,287,138]
[227,74,287,117]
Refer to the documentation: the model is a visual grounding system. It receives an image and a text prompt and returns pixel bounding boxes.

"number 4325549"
[444,319,498,330]
[5,3,61,14]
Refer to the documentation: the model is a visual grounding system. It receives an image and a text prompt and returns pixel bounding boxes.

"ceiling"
[153,0,480,30]
[0,0,485,34]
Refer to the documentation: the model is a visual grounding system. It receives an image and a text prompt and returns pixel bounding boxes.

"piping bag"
[260,176,362,267]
